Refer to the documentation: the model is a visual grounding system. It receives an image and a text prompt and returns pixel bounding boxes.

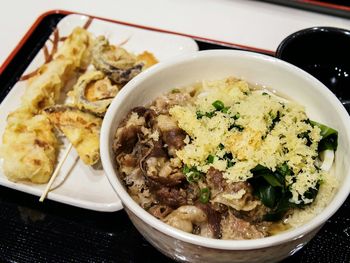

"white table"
[1,0,350,68]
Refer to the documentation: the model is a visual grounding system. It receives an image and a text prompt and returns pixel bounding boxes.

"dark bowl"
[276,27,350,111]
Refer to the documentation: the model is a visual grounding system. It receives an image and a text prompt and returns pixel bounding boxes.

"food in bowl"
[112,76,338,240]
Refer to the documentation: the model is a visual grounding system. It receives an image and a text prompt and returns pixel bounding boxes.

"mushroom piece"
[92,36,143,85]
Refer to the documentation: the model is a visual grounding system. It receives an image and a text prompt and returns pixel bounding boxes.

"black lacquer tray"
[0,11,349,263]
[259,0,350,19]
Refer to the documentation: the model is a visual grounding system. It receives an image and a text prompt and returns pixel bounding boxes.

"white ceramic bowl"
[101,50,350,263]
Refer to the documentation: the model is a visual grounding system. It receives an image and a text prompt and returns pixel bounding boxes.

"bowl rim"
[276,26,350,59]
[101,49,350,250]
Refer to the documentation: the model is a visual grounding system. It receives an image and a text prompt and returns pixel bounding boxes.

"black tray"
[259,0,350,19]
[0,12,349,263]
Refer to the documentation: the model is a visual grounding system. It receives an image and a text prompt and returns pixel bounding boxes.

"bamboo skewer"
[39,143,73,202]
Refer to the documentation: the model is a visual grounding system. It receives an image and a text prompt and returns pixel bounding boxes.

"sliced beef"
[117,153,137,168]
[221,211,267,240]
[123,168,155,209]
[147,140,168,158]
[151,92,192,114]
[205,167,269,226]
[196,203,222,239]
[147,173,185,187]
[148,204,173,219]
[163,129,186,153]
[155,187,187,208]
[155,114,186,156]
[206,167,253,199]
[206,167,225,196]
[138,139,185,187]
[186,183,200,205]
[210,202,229,214]
[139,140,167,175]
[227,181,252,194]
[114,96,275,241]
[233,203,270,223]
[131,106,157,128]
[131,106,148,117]
[113,125,142,154]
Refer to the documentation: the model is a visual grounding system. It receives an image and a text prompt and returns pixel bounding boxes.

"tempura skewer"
[39,143,73,202]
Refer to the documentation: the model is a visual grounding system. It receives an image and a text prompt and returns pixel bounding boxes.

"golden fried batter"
[1,27,159,185]
[69,70,119,116]
[92,36,144,85]
[136,51,158,69]
[1,107,58,183]
[44,105,102,165]
[0,27,93,183]
[22,27,93,113]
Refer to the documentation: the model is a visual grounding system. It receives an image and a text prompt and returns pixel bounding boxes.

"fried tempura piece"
[44,105,102,165]
[92,36,144,85]
[136,51,158,69]
[92,36,158,86]
[1,27,92,183]
[71,50,158,116]
[69,70,119,116]
[22,27,93,113]
[0,107,58,183]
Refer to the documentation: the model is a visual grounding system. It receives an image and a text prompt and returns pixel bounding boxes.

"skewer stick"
[39,143,73,202]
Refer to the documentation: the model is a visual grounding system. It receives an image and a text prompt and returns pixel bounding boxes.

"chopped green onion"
[199,188,211,203]
[227,160,235,168]
[218,143,225,150]
[187,171,202,183]
[232,113,240,120]
[196,111,204,119]
[268,111,280,131]
[221,106,230,113]
[277,163,291,177]
[229,124,244,132]
[298,131,312,146]
[205,111,215,118]
[212,100,225,111]
[186,174,194,182]
[183,165,203,183]
[303,183,320,201]
[207,155,214,164]
[182,164,190,174]
[196,110,217,119]
[223,152,233,160]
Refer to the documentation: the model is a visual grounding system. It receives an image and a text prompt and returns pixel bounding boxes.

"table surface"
[2,0,350,68]
[0,1,350,262]
[1,185,349,263]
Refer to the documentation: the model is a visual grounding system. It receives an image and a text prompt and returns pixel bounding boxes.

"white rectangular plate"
[0,14,198,212]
